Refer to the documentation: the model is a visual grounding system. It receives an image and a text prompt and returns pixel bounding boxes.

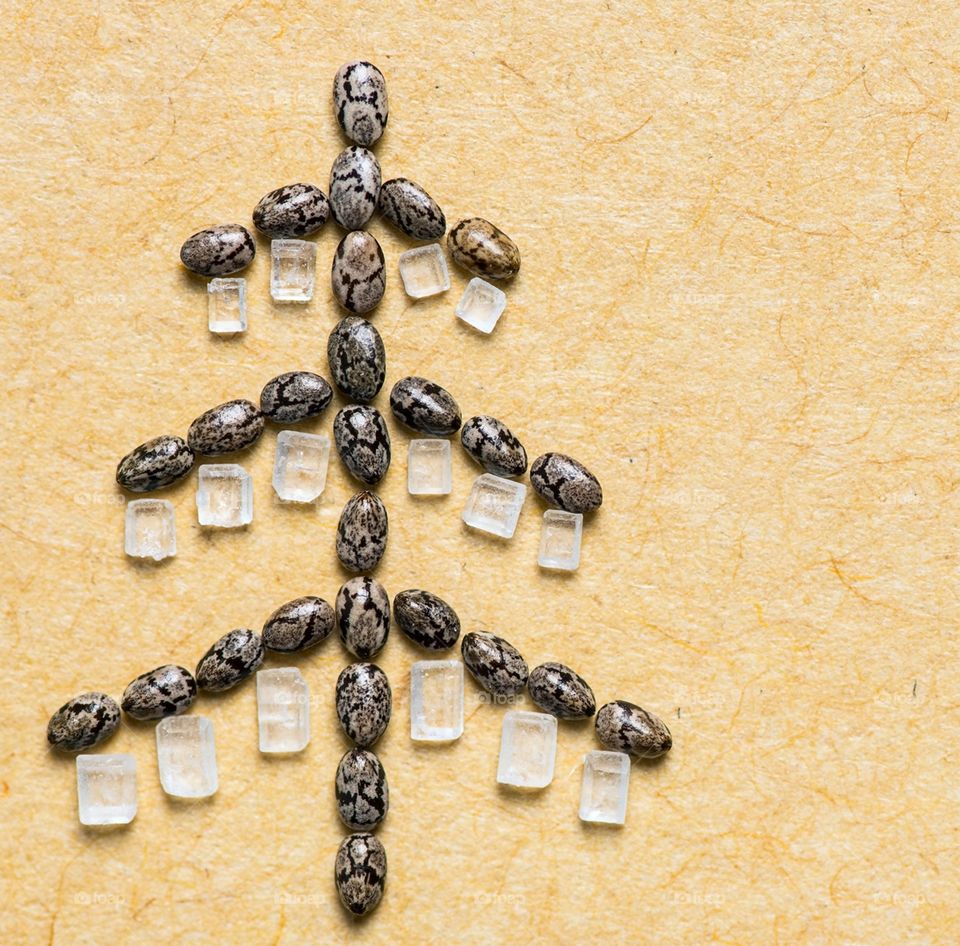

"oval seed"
[448,217,520,279]
[252,182,329,238]
[187,399,265,456]
[47,692,120,752]
[335,748,389,830]
[527,661,596,719]
[116,435,195,492]
[327,316,386,403]
[335,662,392,747]
[259,371,333,424]
[333,61,389,147]
[336,492,388,574]
[329,146,381,230]
[378,178,445,240]
[389,376,461,436]
[179,224,255,277]
[394,590,460,650]
[336,576,390,658]
[460,415,527,477]
[195,628,264,692]
[460,632,528,697]
[121,665,197,720]
[595,700,672,759]
[262,596,335,653]
[334,405,391,486]
[335,832,387,916]
[331,230,386,315]
[529,452,602,513]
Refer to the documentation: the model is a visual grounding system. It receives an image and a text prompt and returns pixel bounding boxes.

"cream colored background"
[1,2,958,944]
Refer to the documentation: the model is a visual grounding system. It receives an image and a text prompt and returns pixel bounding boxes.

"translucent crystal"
[462,473,526,538]
[538,510,583,571]
[196,464,253,528]
[207,277,247,333]
[272,431,330,502]
[257,668,310,753]
[271,239,317,302]
[407,439,452,496]
[410,660,464,742]
[579,750,630,825]
[76,754,137,825]
[124,499,176,561]
[455,277,507,334]
[398,244,450,299]
[156,716,218,798]
[497,711,557,789]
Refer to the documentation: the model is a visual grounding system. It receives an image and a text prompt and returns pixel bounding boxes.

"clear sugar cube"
[407,439,452,496]
[271,239,317,302]
[156,716,218,798]
[124,499,176,561]
[257,668,310,753]
[579,751,631,825]
[207,277,247,333]
[497,711,558,789]
[196,464,253,528]
[398,244,450,299]
[273,431,330,503]
[538,510,583,571]
[410,660,464,742]
[462,473,526,538]
[76,754,137,826]
[455,277,507,334]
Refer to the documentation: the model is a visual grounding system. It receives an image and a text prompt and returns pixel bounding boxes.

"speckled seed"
[331,231,386,315]
[335,748,389,831]
[333,61,389,147]
[335,662,392,747]
[327,316,386,402]
[378,178,445,240]
[180,224,255,277]
[389,377,461,436]
[336,576,390,658]
[329,146,381,230]
[596,700,673,759]
[460,632,528,697]
[187,399,264,456]
[394,590,460,650]
[262,596,335,653]
[334,406,391,486]
[194,628,265,692]
[527,662,596,719]
[448,217,520,280]
[46,692,120,752]
[116,435,195,492]
[253,182,330,238]
[460,415,527,477]
[336,492,389,574]
[259,371,333,424]
[335,832,387,916]
[530,452,603,513]
[121,665,197,720]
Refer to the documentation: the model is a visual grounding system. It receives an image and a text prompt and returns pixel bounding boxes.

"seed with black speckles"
[596,700,672,759]
[116,435,195,492]
[378,178,445,240]
[460,632,528,697]
[333,61,388,147]
[260,371,333,424]
[527,661,596,719]
[331,231,386,315]
[530,452,602,513]
[328,316,386,403]
[460,415,527,477]
[329,146,381,230]
[389,377,461,436]
[47,692,120,751]
[335,832,387,916]
[334,406,391,485]
[335,748,389,830]
[253,183,330,238]
[336,576,390,658]
[195,628,264,692]
[187,399,265,456]
[262,596,335,652]
[394,590,460,650]
[180,224,256,277]
[121,665,197,720]
[448,217,520,280]
[335,662,391,747]
[336,492,389,574]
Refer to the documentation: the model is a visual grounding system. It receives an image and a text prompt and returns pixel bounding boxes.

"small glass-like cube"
[398,244,450,299]
[76,754,137,826]
[538,510,583,571]
[410,660,464,742]
[257,668,310,753]
[579,751,630,825]
[196,464,253,528]
[407,439,452,496]
[124,499,176,561]
[273,431,330,503]
[497,711,557,789]
[271,239,317,302]
[207,277,247,333]
[156,716,218,798]
[455,277,507,334]
[462,473,526,539]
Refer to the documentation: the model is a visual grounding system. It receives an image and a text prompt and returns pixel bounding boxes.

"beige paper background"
[1,2,957,943]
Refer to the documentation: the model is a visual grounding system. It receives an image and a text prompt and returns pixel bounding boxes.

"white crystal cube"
[76,754,137,826]
[497,711,558,789]
[462,473,526,538]
[579,751,631,825]
[538,510,583,571]
[455,277,507,334]
[272,430,330,503]
[257,668,310,753]
[207,277,247,333]
[271,239,316,302]
[407,439,452,496]
[410,660,464,742]
[398,244,450,299]
[156,716,218,798]
[196,464,253,527]
[124,499,176,561]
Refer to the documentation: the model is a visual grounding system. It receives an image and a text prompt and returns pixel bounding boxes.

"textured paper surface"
[1,2,958,944]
